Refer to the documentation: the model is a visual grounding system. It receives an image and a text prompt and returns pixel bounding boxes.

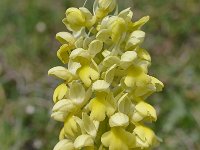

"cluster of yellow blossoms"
[48,0,164,149]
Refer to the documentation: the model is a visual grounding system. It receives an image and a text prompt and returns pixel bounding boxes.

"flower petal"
[103,56,120,68]
[73,116,86,134]
[88,40,103,56]
[136,48,151,62]
[68,60,81,75]
[150,76,164,92]
[96,29,111,43]
[69,81,85,104]
[121,51,137,62]
[101,127,136,150]
[79,7,93,20]
[51,111,68,122]
[132,101,157,122]
[89,97,107,121]
[78,65,100,87]
[89,94,116,122]
[82,113,97,137]
[56,32,75,44]
[98,0,116,11]
[124,66,150,88]
[52,99,75,112]
[118,8,133,22]
[104,64,116,84]
[70,48,91,62]
[133,125,156,149]
[65,8,85,23]
[126,30,145,50]
[57,44,73,64]
[53,83,68,103]
[120,51,137,69]
[92,80,110,93]
[118,93,133,116]
[59,127,65,140]
[109,112,129,127]
[64,115,80,138]
[48,66,74,81]
[102,50,111,57]
[53,139,74,150]
[75,36,84,48]
[74,134,94,149]
[132,16,150,30]
[79,7,96,27]
[109,17,126,42]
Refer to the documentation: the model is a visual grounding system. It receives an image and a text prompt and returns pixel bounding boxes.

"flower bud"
[96,0,117,18]
[63,7,95,31]
[99,0,116,12]
[66,8,85,26]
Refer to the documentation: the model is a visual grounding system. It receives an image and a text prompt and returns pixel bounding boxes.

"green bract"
[49,0,164,149]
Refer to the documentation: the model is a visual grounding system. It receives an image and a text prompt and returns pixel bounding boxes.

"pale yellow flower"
[78,65,99,87]
[132,101,157,122]
[101,127,136,150]
[95,0,117,19]
[89,93,115,121]
[63,7,96,31]
[49,0,164,149]
[134,125,158,149]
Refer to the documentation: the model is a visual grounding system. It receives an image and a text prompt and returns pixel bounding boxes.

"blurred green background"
[0,0,200,149]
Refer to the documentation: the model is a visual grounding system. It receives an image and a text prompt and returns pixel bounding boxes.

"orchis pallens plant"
[48,0,164,149]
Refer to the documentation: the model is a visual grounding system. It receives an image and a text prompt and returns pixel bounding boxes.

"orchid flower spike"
[49,0,164,149]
